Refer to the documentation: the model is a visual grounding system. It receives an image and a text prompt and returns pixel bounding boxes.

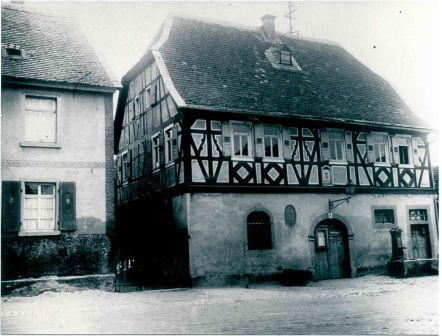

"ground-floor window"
[247,211,272,250]
[23,182,56,232]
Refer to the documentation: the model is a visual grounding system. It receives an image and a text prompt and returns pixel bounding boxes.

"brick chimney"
[261,14,276,39]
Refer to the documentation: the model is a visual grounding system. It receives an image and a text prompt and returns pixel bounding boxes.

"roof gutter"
[2,76,120,93]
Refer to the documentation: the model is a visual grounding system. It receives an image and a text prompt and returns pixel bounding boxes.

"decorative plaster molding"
[2,160,105,168]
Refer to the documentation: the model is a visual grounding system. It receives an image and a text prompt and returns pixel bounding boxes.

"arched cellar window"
[247,211,272,250]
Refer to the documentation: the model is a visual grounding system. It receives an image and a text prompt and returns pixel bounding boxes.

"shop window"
[247,211,272,250]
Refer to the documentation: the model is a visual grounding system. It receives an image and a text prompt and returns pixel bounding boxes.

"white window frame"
[19,181,60,236]
[397,134,413,167]
[231,122,253,161]
[152,132,161,169]
[20,92,62,149]
[372,132,390,165]
[263,125,283,161]
[327,129,346,163]
[164,125,174,165]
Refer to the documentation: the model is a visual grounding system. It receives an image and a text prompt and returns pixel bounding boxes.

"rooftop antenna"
[285,1,299,36]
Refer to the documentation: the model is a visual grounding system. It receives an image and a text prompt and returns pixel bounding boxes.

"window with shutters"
[23,183,56,233]
[231,122,252,159]
[164,125,173,164]
[397,135,412,165]
[264,126,281,159]
[152,133,160,169]
[373,133,389,163]
[247,211,272,250]
[328,130,345,161]
[24,96,58,145]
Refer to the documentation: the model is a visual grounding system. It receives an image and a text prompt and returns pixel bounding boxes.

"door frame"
[308,213,356,280]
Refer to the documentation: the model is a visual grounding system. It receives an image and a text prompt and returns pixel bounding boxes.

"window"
[409,209,428,223]
[373,208,396,229]
[398,136,411,165]
[328,130,345,161]
[316,230,327,248]
[247,211,272,250]
[23,183,56,232]
[25,96,57,143]
[232,123,252,158]
[6,47,22,56]
[373,134,389,163]
[122,152,129,182]
[280,50,292,65]
[264,126,281,158]
[152,134,160,169]
[164,126,173,164]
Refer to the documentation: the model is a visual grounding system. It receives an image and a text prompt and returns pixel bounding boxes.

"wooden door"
[314,220,349,280]
[411,225,431,259]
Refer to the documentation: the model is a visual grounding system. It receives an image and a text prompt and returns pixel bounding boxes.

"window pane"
[234,135,241,156]
[317,230,326,247]
[41,184,55,195]
[399,146,409,164]
[25,183,39,195]
[241,135,248,156]
[264,137,271,157]
[272,138,279,157]
[409,209,428,222]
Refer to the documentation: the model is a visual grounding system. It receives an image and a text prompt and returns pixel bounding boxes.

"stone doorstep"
[2,273,115,296]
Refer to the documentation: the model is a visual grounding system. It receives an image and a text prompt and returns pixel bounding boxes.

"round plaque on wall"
[284,205,296,228]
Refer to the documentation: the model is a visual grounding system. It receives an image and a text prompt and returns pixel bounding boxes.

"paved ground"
[1,275,438,334]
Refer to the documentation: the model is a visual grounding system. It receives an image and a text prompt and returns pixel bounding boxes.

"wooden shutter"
[1,181,21,233]
[366,133,375,163]
[412,137,421,166]
[391,135,400,164]
[254,124,264,158]
[222,122,232,157]
[159,131,165,166]
[345,131,354,162]
[320,129,330,161]
[282,127,291,159]
[171,124,179,161]
[59,182,76,231]
[146,139,152,173]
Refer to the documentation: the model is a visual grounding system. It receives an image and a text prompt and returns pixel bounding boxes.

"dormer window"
[5,44,23,58]
[280,50,292,65]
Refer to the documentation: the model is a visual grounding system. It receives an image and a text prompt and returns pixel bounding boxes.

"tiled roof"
[1,6,119,89]
[156,16,427,129]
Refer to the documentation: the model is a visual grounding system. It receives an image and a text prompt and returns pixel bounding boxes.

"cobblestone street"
[1,275,438,334]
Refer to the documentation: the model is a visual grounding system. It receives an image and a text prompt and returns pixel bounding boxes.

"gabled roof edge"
[152,50,186,108]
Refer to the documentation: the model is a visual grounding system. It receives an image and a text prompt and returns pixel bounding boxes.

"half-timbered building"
[1,5,119,281]
[114,15,437,286]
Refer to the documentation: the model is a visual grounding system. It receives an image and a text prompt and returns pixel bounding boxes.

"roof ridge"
[170,14,339,46]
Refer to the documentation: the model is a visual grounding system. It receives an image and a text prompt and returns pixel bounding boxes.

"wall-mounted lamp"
[328,180,356,215]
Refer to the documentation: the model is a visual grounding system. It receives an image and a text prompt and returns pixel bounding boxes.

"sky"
[19,1,441,163]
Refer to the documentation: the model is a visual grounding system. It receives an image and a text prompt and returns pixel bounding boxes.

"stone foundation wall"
[1,233,110,280]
